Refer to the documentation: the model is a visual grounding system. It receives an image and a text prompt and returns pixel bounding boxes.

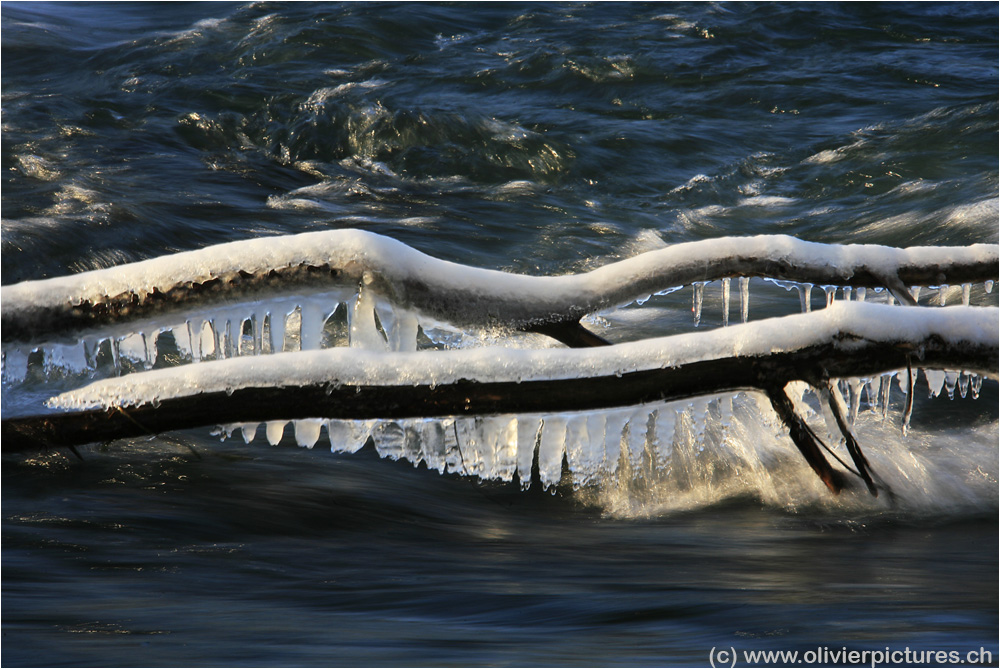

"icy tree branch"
[3,230,996,342]
[5,305,996,471]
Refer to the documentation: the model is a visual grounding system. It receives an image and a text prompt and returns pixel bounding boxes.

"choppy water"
[2,2,998,666]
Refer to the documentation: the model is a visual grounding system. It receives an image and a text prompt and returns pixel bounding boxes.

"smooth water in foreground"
[2,3,998,666]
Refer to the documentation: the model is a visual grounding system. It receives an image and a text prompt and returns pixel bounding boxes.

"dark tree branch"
[763,385,848,494]
[524,320,612,348]
[4,336,994,461]
[823,383,878,496]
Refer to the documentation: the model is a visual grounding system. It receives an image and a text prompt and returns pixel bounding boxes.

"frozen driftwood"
[2,230,996,344]
[2,231,997,495]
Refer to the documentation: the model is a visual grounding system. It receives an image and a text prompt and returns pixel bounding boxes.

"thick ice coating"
[3,229,997,341]
[47,302,998,412]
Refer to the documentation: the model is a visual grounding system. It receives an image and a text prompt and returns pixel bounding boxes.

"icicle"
[187,319,203,361]
[856,286,866,302]
[717,394,734,427]
[866,375,880,410]
[350,284,387,350]
[895,369,910,395]
[603,410,629,478]
[938,286,948,306]
[373,301,397,347]
[970,373,983,399]
[516,416,542,489]
[240,423,260,444]
[299,298,333,351]
[326,418,373,454]
[236,316,251,356]
[651,406,676,465]
[388,307,419,352]
[823,285,836,308]
[455,418,483,477]
[225,319,236,358]
[692,282,704,327]
[265,421,287,445]
[586,413,609,475]
[910,286,921,304]
[109,337,122,375]
[413,419,446,473]
[493,417,518,482]
[797,283,813,312]
[372,421,406,461]
[442,418,464,474]
[171,323,190,362]
[142,333,153,368]
[848,378,863,426]
[564,414,593,488]
[986,280,994,294]
[923,369,946,398]
[293,419,323,448]
[118,333,148,367]
[1,346,30,384]
[209,319,222,359]
[957,372,970,399]
[879,373,892,420]
[83,336,101,370]
[901,366,916,437]
[842,286,853,302]
[475,417,501,479]
[399,420,424,467]
[43,341,90,376]
[252,312,265,355]
[721,277,731,327]
[943,371,959,400]
[626,409,651,466]
[682,397,708,451]
[817,386,845,447]
[284,308,303,352]
[538,415,568,490]
[962,283,971,306]
[739,276,750,323]
[269,310,287,354]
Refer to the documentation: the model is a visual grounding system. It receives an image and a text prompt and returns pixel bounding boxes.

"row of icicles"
[1,278,994,388]
[685,277,991,327]
[212,365,983,491]
[213,393,779,490]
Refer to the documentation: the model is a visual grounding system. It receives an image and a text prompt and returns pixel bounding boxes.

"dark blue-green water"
[2,2,998,667]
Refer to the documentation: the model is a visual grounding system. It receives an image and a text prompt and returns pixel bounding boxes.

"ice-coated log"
[6,230,996,344]
[6,303,996,455]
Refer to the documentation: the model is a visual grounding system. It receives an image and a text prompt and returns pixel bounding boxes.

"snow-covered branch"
[3,230,996,342]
